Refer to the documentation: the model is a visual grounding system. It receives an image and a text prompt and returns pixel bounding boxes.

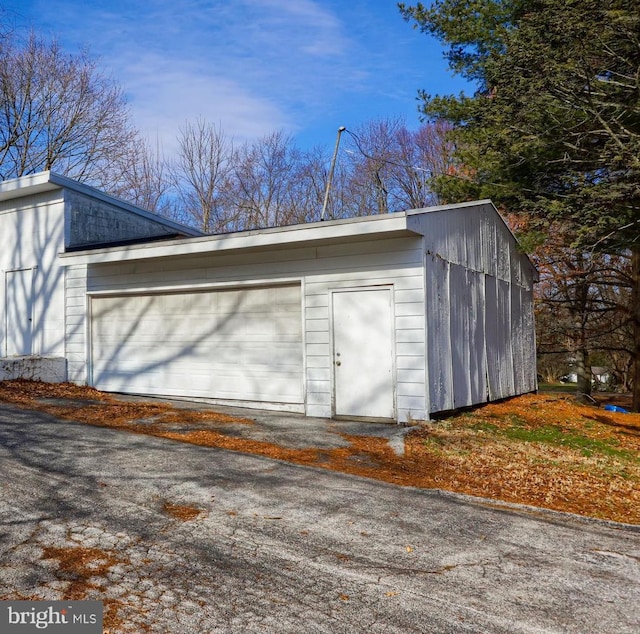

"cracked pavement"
[0,403,639,633]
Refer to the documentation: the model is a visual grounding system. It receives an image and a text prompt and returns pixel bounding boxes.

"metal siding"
[514,285,538,394]
[447,266,487,409]
[481,209,498,277]
[450,264,472,408]
[426,254,454,412]
[485,276,514,401]
[523,286,538,392]
[468,269,488,404]
[464,210,483,272]
[510,283,525,392]
[497,279,515,398]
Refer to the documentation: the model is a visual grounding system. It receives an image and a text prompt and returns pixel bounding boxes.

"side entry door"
[5,268,34,356]
[332,288,395,419]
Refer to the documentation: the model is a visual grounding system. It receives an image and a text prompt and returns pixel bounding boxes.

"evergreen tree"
[400,0,640,409]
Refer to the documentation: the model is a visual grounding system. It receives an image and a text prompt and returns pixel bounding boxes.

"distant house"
[561,367,611,388]
[0,171,537,422]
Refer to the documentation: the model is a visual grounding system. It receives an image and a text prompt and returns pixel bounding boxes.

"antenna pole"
[321,126,346,221]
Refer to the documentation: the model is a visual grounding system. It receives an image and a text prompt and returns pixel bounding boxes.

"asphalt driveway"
[0,402,639,633]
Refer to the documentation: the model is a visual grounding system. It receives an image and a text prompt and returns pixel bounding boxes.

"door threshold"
[333,415,397,424]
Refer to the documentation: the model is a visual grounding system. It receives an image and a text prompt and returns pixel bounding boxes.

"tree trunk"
[631,247,640,412]
[574,346,592,402]
[573,277,592,402]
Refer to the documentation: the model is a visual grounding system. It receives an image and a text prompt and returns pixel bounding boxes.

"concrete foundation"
[0,356,67,383]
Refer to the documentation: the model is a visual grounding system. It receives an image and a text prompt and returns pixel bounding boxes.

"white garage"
[0,168,536,423]
[90,284,303,405]
[58,199,538,423]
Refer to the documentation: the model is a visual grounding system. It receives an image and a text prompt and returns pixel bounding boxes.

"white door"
[332,288,395,419]
[90,284,303,404]
[5,269,34,356]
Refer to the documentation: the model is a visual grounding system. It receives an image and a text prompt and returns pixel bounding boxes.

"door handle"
[335,360,341,366]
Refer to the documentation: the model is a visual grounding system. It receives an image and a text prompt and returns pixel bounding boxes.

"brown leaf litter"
[0,380,638,524]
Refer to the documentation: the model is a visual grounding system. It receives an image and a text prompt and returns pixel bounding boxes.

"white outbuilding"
[1,171,537,422]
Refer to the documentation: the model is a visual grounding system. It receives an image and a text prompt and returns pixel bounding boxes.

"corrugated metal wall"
[411,202,537,414]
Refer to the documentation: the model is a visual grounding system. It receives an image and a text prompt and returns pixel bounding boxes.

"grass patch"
[500,422,633,460]
[455,406,637,462]
[538,382,577,394]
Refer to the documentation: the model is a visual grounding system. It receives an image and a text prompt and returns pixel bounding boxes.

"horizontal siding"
[79,235,427,422]
[306,331,329,344]
[65,265,87,383]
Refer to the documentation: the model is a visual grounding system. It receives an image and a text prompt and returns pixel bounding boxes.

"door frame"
[329,285,396,421]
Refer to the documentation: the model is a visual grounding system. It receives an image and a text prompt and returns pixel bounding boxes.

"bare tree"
[0,32,140,190]
[170,119,234,233]
[113,137,174,216]
[342,118,401,216]
[291,145,332,223]
[229,130,302,230]
[393,120,453,209]
[340,118,454,216]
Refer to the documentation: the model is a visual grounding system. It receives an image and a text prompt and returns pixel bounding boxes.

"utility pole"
[320,126,346,221]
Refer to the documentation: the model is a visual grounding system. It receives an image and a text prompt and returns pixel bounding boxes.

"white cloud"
[122,52,291,155]
[6,0,472,158]
[34,0,360,153]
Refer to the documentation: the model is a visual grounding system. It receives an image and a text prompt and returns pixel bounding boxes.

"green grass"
[538,383,577,394]
[470,417,636,461]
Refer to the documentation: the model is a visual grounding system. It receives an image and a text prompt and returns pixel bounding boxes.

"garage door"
[90,284,303,404]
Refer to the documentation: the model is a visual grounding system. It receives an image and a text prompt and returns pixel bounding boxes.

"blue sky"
[2,0,471,156]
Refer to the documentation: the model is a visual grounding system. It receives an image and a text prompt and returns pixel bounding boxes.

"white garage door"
[90,284,303,404]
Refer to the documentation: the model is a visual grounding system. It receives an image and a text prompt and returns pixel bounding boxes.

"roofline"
[405,198,495,216]
[58,197,537,281]
[407,199,538,279]
[0,171,203,237]
[60,212,418,265]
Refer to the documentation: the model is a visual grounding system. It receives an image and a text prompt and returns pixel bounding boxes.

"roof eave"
[59,213,418,266]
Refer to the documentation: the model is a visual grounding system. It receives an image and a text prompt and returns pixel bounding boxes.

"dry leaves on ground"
[0,380,638,524]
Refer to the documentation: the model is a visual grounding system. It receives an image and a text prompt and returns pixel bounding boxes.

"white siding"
[65,265,88,382]
[68,236,427,422]
[425,253,453,412]
[0,190,66,358]
[416,202,536,412]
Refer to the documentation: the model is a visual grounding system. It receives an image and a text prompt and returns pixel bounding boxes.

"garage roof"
[59,200,497,266]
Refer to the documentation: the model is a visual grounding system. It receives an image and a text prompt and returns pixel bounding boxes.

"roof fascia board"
[0,171,58,202]
[405,199,495,216]
[59,214,416,266]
